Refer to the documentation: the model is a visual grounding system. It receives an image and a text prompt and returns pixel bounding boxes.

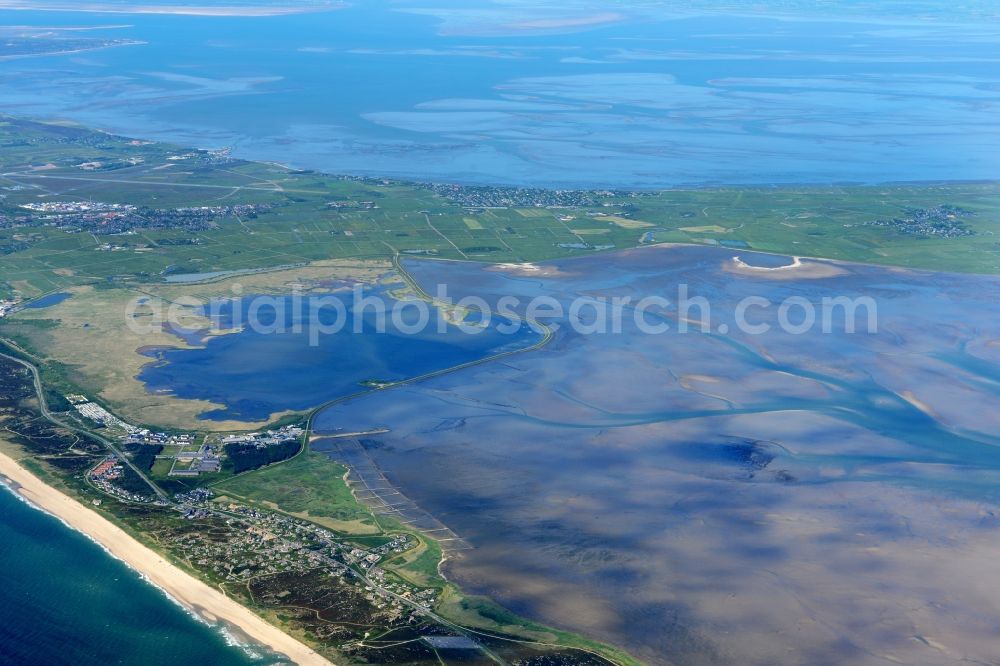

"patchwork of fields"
[1,117,999,303]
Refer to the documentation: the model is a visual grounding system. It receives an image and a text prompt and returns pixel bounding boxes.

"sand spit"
[726,254,848,279]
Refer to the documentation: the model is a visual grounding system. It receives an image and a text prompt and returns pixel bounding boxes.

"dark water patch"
[734,252,796,268]
[675,438,784,481]
[137,286,539,421]
[24,292,71,309]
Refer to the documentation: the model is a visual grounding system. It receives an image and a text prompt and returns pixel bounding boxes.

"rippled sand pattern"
[314,245,1000,665]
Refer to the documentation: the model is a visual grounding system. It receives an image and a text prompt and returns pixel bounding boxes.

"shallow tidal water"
[312,246,1000,665]
[3,2,1000,187]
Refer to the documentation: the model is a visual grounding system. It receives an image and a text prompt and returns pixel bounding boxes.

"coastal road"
[0,348,168,501]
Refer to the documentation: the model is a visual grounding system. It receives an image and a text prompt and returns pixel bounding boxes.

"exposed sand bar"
[0,450,333,666]
[733,255,802,271]
[725,253,847,280]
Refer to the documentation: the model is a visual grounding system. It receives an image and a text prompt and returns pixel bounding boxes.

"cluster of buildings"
[344,536,441,610]
[90,456,122,481]
[124,430,194,447]
[176,489,214,519]
[67,395,139,434]
[861,204,977,238]
[10,200,270,236]
[0,298,21,319]
[122,429,224,477]
[69,404,304,479]
[172,204,268,218]
[19,201,134,214]
[169,446,222,477]
[220,425,305,448]
[119,426,307,478]
[65,397,228,477]
[167,147,231,163]
[88,456,147,503]
[170,501,349,582]
[168,494,437,616]
[429,183,630,209]
[344,534,414,571]
[74,156,144,170]
[175,487,213,504]
[366,571,437,611]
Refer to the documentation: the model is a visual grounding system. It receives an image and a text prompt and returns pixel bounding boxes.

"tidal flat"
[313,245,1000,665]
[4,4,1000,188]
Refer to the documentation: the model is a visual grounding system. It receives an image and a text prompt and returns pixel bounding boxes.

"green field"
[213,451,381,533]
[2,116,999,304]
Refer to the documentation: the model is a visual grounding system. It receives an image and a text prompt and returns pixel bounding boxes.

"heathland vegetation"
[1,115,998,666]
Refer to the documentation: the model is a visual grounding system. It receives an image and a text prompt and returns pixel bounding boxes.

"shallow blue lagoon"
[138,286,538,421]
[24,292,71,309]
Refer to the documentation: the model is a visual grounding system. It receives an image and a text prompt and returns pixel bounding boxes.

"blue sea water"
[0,485,276,666]
[2,1,999,187]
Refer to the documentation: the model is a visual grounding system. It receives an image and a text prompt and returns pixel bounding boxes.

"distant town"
[427,182,643,209]
[3,200,271,236]
[859,204,977,238]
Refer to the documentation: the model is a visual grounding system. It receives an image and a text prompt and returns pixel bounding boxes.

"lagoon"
[24,292,71,309]
[138,285,538,421]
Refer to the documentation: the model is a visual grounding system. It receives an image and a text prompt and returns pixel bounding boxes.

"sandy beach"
[0,450,333,666]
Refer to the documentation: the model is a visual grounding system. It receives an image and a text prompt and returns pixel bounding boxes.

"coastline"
[0,449,333,666]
